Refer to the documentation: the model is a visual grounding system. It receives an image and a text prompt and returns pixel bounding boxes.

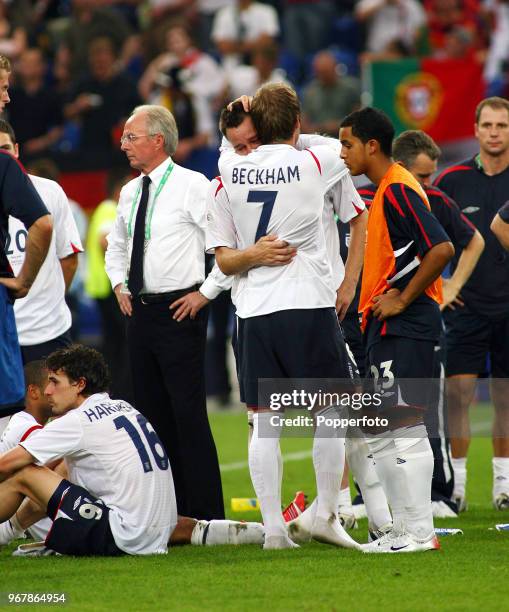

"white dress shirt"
[105,157,231,299]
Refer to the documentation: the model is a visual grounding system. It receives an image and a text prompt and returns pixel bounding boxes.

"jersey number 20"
[114,414,169,473]
[248,190,278,241]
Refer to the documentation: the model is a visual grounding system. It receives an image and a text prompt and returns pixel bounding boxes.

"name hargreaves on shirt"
[232,166,301,185]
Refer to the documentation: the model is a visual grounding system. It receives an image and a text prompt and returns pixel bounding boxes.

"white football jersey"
[323,178,365,289]
[21,393,176,555]
[0,411,42,453]
[212,144,345,317]
[295,133,365,288]
[7,175,83,345]
[0,411,51,539]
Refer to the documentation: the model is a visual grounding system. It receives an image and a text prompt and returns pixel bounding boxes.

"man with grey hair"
[105,104,228,521]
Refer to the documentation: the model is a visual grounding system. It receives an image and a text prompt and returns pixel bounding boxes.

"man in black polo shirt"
[0,151,52,429]
[434,96,509,511]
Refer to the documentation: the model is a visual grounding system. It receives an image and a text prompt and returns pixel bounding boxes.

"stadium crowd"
[0,0,508,557]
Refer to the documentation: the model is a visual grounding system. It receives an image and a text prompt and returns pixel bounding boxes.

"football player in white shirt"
[0,120,83,363]
[214,101,393,543]
[0,345,264,556]
[207,83,361,550]
[0,360,53,545]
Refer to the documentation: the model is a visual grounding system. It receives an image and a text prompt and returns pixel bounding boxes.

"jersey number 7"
[248,190,278,241]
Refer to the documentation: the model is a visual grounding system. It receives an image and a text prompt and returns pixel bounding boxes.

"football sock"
[346,434,392,530]
[368,435,406,532]
[451,456,467,500]
[0,516,25,545]
[338,486,352,510]
[313,407,345,521]
[248,412,286,538]
[191,520,265,546]
[493,457,509,497]
[247,410,254,448]
[394,425,434,541]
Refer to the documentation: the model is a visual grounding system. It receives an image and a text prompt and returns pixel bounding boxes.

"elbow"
[36,213,53,236]
[473,230,485,253]
[443,241,455,263]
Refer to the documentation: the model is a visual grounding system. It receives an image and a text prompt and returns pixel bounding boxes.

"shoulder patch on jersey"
[19,424,43,442]
[0,149,27,173]
[434,164,472,185]
[214,176,224,197]
[353,201,364,215]
[305,148,322,175]
[384,185,406,217]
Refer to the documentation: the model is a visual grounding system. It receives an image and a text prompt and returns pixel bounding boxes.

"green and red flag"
[368,58,485,143]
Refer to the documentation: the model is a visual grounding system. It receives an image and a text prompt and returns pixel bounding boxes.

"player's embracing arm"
[372,183,454,321]
[206,177,297,275]
[491,201,509,250]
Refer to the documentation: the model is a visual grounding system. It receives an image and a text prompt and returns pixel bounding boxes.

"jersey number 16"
[114,414,169,473]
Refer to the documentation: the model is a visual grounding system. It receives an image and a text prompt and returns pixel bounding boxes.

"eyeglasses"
[120,133,156,145]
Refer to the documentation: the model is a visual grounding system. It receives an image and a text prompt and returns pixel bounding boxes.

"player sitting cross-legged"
[0,345,264,556]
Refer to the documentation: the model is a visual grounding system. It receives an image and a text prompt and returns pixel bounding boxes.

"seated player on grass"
[0,360,53,545]
[0,345,263,556]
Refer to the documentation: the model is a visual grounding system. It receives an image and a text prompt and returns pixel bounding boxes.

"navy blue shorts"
[443,304,509,377]
[237,308,356,407]
[367,336,436,413]
[0,286,24,418]
[45,480,123,556]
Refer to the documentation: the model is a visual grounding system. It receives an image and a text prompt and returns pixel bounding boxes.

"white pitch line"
[220,450,312,472]
[219,419,492,472]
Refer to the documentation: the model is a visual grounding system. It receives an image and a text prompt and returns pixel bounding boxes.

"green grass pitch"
[1,405,508,611]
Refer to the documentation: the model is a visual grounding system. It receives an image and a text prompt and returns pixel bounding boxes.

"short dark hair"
[340,107,394,157]
[475,96,509,123]
[26,158,60,182]
[251,82,300,144]
[24,360,48,392]
[392,130,441,167]
[219,102,249,137]
[0,118,16,145]
[46,345,110,396]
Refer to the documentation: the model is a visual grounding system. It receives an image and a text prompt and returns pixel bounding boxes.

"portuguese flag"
[368,58,485,144]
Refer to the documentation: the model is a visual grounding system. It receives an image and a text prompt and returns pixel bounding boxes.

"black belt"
[136,285,200,305]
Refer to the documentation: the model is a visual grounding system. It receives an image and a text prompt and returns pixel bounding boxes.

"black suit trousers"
[127,297,224,520]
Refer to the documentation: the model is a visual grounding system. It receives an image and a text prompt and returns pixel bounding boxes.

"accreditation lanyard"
[127,160,175,241]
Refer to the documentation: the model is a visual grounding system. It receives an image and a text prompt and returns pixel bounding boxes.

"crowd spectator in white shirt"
[211,0,280,73]
[355,0,426,54]
[105,104,230,521]
[226,44,292,100]
[139,22,225,155]
[1,121,83,364]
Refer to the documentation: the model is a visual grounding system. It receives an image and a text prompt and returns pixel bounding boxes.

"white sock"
[247,410,254,448]
[191,520,265,546]
[346,434,392,530]
[338,486,352,511]
[248,412,286,538]
[394,425,434,541]
[313,407,345,521]
[0,516,25,545]
[368,435,406,532]
[493,457,509,497]
[451,457,467,499]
